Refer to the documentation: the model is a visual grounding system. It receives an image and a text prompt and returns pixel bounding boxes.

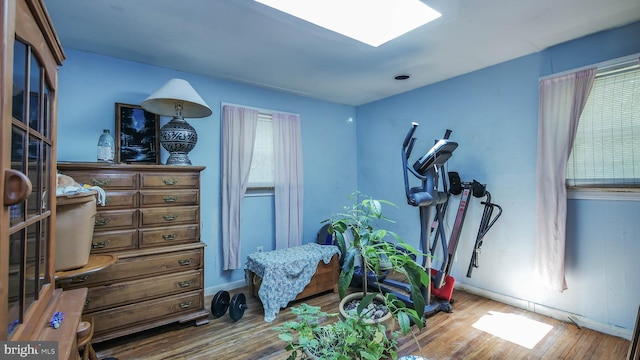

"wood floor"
[93,288,630,360]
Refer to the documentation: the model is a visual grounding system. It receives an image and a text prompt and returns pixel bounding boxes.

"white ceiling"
[44,0,640,106]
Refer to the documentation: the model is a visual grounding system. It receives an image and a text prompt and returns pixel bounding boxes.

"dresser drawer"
[94,209,138,230]
[84,270,203,312]
[103,190,138,208]
[90,229,137,253]
[139,206,199,227]
[139,189,199,207]
[90,291,203,337]
[140,172,200,189]
[139,224,199,248]
[61,248,203,287]
[60,171,137,190]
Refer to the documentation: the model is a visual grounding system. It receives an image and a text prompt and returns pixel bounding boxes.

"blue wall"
[56,20,640,337]
[56,50,357,287]
[356,21,640,335]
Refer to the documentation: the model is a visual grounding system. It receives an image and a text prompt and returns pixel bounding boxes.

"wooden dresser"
[57,163,209,342]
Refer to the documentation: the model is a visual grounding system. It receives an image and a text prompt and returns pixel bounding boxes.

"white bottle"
[97,129,115,163]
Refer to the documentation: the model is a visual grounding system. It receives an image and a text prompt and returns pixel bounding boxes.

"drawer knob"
[162,234,177,241]
[163,214,178,221]
[105,197,112,205]
[178,280,193,288]
[163,178,178,185]
[178,258,193,266]
[163,195,178,203]
[179,301,193,309]
[95,218,111,226]
[92,240,111,249]
[91,178,111,186]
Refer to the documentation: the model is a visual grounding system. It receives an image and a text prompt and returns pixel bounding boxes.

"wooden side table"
[55,254,118,283]
[26,254,118,285]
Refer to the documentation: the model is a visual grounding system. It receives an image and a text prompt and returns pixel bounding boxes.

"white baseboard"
[204,279,248,298]
[456,283,633,341]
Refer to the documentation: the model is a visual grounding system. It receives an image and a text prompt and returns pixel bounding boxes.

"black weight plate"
[229,293,247,322]
[211,290,230,318]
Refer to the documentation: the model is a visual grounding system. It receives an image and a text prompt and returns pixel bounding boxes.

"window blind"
[247,113,275,188]
[567,63,640,187]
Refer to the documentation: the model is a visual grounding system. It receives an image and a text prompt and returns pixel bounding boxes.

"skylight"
[255,0,441,47]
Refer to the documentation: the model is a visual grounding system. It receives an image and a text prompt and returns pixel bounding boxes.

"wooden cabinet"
[1,1,87,359]
[57,163,209,342]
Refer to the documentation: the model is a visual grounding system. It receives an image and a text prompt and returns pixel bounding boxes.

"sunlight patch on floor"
[472,311,553,349]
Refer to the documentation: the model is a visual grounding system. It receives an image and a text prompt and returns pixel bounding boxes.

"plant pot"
[339,292,393,328]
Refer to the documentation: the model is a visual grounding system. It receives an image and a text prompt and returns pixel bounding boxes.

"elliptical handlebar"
[402,124,458,207]
[403,122,419,149]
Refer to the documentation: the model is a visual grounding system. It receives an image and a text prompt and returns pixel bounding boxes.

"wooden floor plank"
[92,288,630,360]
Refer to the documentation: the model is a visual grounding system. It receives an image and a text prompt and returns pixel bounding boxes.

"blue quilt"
[245,243,340,322]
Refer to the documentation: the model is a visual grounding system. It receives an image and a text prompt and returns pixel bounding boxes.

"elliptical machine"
[370,123,502,317]
[368,122,458,316]
[401,123,458,315]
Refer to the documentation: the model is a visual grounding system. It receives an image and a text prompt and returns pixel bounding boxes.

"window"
[567,60,640,188]
[247,113,274,189]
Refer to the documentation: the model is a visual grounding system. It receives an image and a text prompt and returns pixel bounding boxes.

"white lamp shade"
[141,78,212,118]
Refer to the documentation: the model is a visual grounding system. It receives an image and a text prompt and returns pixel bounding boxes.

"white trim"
[456,283,633,340]
[567,188,640,201]
[204,279,248,298]
[539,53,640,80]
[220,102,300,117]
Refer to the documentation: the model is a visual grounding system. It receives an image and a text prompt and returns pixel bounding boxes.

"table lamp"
[141,78,212,165]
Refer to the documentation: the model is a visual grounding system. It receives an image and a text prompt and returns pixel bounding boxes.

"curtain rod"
[539,52,640,80]
[220,102,299,117]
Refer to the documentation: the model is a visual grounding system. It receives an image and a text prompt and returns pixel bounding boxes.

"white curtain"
[273,113,304,249]
[534,68,596,291]
[221,105,258,270]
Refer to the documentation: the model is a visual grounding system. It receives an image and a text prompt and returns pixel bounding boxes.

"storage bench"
[245,243,340,322]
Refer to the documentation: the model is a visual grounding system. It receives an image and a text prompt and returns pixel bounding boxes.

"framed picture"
[115,103,160,164]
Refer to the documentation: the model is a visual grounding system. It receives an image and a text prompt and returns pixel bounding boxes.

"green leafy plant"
[274,194,431,359]
[274,303,398,360]
[324,192,430,335]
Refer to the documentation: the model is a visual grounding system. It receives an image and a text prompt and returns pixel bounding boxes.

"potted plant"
[274,303,399,360]
[324,192,429,334]
[274,194,430,359]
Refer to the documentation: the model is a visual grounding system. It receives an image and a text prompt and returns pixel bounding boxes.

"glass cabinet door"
[7,38,54,338]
